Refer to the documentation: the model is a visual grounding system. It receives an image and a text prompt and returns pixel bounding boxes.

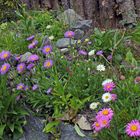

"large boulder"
[57,9,83,27]
[19,116,49,140]
[74,29,84,40]
[72,20,92,30]
[60,123,93,140]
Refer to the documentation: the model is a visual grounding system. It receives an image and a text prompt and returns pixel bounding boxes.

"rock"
[60,123,93,140]
[76,115,92,130]
[57,9,83,27]
[74,29,84,40]
[20,52,32,62]
[73,20,92,30]
[60,48,69,53]
[56,38,77,48]
[20,115,49,140]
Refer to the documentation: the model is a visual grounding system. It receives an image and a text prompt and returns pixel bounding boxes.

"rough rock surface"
[56,38,76,48]
[57,9,83,27]
[72,20,92,30]
[74,29,84,40]
[19,116,49,140]
[60,123,93,140]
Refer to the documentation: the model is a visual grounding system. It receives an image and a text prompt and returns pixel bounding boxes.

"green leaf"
[0,124,6,136]
[74,124,85,137]
[43,121,60,133]
[8,123,14,132]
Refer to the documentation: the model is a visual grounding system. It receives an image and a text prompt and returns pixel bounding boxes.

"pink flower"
[96,108,114,120]
[111,94,117,101]
[126,120,140,137]
[92,121,102,132]
[98,116,110,128]
[103,82,116,92]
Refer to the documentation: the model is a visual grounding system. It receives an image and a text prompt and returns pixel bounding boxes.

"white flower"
[102,79,113,86]
[49,36,54,40]
[88,50,95,56]
[89,102,100,110]
[96,64,105,71]
[102,92,112,103]
[46,25,52,29]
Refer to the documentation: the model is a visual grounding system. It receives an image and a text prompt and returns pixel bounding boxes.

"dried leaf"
[76,115,92,130]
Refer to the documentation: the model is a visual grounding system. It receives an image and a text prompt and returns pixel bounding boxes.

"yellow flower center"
[102,110,109,115]
[107,85,111,89]
[68,32,72,36]
[95,122,100,127]
[102,120,107,125]
[19,85,23,89]
[105,96,109,99]
[3,53,8,58]
[19,65,23,69]
[130,125,138,131]
[46,62,51,67]
[2,66,7,71]
[45,47,50,52]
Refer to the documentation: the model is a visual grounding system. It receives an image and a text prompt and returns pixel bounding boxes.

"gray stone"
[56,38,77,48]
[73,20,92,30]
[60,48,69,53]
[20,52,32,62]
[20,116,48,140]
[74,29,84,40]
[57,9,83,27]
[60,123,93,140]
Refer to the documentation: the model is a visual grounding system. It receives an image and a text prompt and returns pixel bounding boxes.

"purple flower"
[15,55,21,61]
[32,84,38,91]
[28,54,39,62]
[96,50,103,56]
[24,86,29,91]
[46,88,52,94]
[43,60,53,68]
[64,31,75,38]
[17,63,26,73]
[0,63,10,75]
[27,63,35,70]
[78,50,87,56]
[0,50,11,60]
[28,40,38,49]
[107,55,112,61]
[26,35,35,41]
[28,43,34,49]
[17,83,25,90]
[42,45,52,55]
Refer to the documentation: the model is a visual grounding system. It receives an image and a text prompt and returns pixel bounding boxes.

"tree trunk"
[21,0,140,28]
